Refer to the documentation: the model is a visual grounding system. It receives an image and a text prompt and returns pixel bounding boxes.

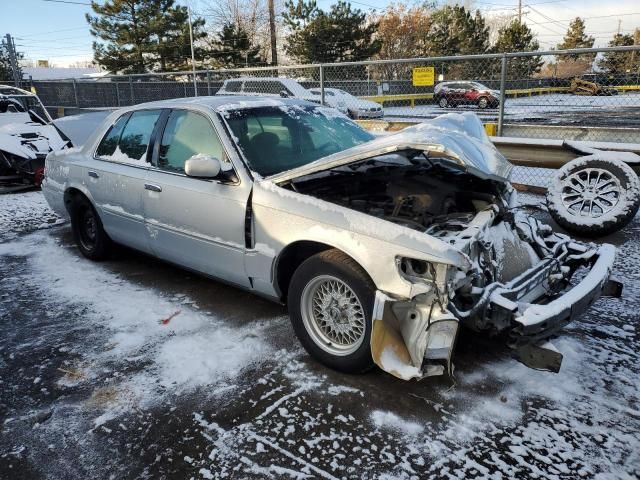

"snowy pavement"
[384,92,640,129]
[1,191,639,479]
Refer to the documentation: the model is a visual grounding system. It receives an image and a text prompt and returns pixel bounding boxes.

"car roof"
[117,95,317,112]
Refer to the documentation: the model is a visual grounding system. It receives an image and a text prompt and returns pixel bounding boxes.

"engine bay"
[287,154,507,236]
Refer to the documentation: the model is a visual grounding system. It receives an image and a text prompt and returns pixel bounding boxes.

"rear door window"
[117,110,162,163]
[96,113,130,158]
[96,110,162,163]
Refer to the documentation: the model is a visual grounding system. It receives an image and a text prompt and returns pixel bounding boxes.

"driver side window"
[158,110,225,173]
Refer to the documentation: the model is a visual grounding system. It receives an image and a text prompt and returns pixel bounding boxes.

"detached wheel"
[438,97,448,108]
[546,156,640,237]
[70,196,112,260]
[288,249,375,373]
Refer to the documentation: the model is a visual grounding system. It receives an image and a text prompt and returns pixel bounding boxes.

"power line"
[40,0,92,5]
[16,27,89,38]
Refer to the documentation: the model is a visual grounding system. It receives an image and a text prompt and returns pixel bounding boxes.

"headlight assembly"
[397,257,436,283]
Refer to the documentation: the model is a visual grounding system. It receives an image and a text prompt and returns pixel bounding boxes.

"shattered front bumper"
[371,292,459,381]
[370,242,621,380]
[487,243,620,344]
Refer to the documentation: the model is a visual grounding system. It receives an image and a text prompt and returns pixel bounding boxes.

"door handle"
[144,183,162,192]
[88,170,99,178]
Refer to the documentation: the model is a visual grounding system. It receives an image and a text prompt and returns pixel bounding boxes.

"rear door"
[89,109,164,253]
[142,108,251,287]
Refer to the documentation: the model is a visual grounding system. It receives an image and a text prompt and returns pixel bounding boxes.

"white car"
[0,85,70,186]
[216,77,317,103]
[309,88,383,119]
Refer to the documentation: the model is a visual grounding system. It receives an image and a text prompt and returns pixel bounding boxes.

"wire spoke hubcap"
[561,167,622,218]
[301,275,366,356]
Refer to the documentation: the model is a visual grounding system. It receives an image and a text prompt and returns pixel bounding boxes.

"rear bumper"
[487,243,620,344]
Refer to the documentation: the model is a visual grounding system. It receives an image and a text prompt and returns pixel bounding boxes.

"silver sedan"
[42,96,621,380]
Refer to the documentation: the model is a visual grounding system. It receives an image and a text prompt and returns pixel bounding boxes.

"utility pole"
[268,0,277,66]
[4,34,20,87]
[518,0,522,24]
[187,4,198,96]
[617,19,622,35]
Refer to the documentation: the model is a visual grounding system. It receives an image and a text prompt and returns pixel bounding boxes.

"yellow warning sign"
[412,67,435,87]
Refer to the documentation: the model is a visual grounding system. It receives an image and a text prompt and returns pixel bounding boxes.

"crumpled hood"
[0,120,68,159]
[268,112,513,183]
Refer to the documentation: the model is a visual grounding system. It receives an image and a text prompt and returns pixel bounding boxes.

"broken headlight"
[397,257,436,283]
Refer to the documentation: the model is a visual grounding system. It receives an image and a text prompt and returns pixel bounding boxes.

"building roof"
[22,67,103,80]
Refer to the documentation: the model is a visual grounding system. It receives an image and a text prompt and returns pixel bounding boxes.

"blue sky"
[2,0,639,67]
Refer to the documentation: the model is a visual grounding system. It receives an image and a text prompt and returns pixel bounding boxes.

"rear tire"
[438,97,448,108]
[70,196,112,260]
[477,96,489,109]
[546,156,640,237]
[288,249,376,374]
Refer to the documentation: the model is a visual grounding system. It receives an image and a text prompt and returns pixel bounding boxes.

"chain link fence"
[24,46,640,189]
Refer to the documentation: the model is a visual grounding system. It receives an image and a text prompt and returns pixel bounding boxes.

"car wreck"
[0,85,70,188]
[41,97,623,381]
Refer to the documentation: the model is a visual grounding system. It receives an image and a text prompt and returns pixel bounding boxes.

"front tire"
[477,96,489,109]
[546,156,640,237]
[70,196,112,260]
[288,249,376,373]
[438,97,448,108]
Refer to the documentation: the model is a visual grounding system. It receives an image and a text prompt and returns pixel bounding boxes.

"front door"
[142,109,251,288]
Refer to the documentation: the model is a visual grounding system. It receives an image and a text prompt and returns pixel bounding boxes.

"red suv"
[433,81,500,109]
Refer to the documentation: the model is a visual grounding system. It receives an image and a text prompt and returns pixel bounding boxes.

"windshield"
[221,105,374,176]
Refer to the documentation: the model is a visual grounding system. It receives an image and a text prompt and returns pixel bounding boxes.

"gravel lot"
[0,191,639,479]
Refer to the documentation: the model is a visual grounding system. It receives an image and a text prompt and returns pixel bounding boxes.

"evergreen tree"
[493,20,543,78]
[0,44,23,83]
[599,30,640,74]
[152,0,208,71]
[208,23,264,68]
[426,5,491,78]
[87,0,208,73]
[557,17,594,51]
[282,0,381,64]
[557,17,595,64]
[426,6,490,57]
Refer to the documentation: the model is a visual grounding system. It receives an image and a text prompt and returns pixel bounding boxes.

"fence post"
[319,65,325,106]
[497,54,507,137]
[115,82,121,107]
[206,70,211,96]
[129,76,134,105]
[72,78,79,108]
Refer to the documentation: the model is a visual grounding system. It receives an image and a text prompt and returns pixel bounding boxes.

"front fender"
[250,179,470,300]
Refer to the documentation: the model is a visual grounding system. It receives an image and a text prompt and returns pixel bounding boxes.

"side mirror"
[184,154,221,178]
[279,90,289,98]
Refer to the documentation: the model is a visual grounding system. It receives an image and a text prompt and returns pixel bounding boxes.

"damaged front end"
[370,208,621,380]
[0,85,70,188]
[280,112,622,380]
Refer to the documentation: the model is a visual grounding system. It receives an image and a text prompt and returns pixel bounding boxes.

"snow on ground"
[383,92,640,124]
[0,191,62,241]
[0,190,639,479]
